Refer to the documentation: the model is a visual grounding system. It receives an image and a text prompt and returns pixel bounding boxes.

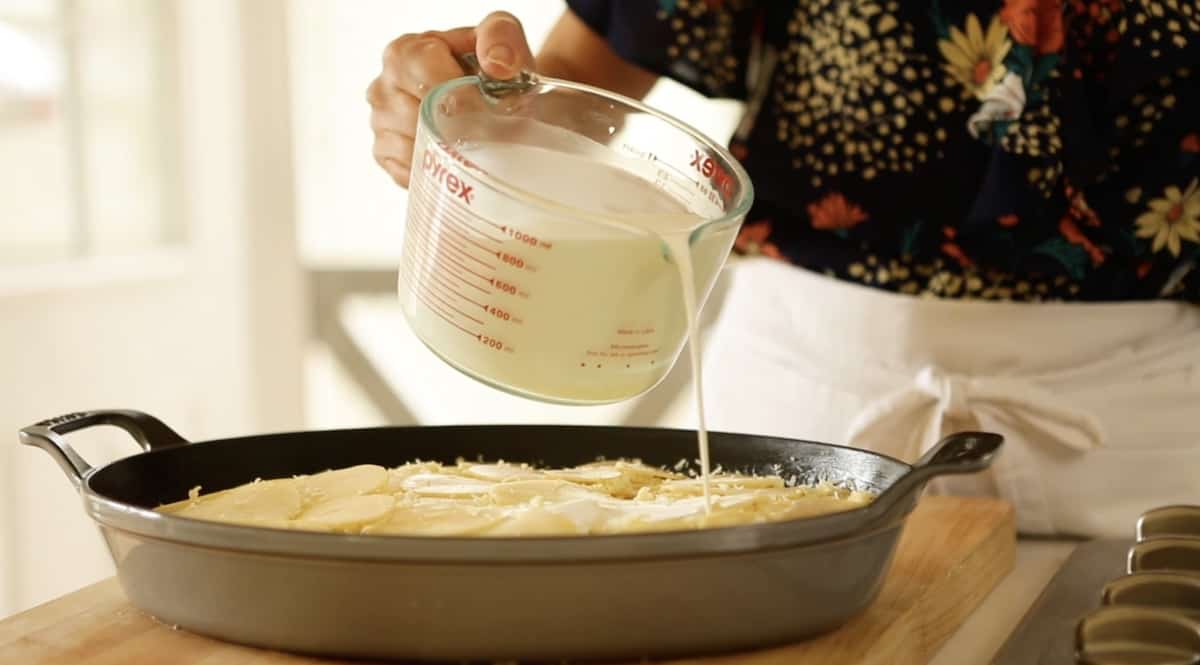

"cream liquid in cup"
[402,138,733,509]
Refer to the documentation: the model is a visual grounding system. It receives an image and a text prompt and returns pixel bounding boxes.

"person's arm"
[536,10,657,100]
[366,9,656,188]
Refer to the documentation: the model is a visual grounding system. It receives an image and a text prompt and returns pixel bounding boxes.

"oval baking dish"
[19,409,1002,662]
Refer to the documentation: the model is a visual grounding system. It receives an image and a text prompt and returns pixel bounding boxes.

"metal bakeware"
[20,409,1001,662]
[1074,506,1200,664]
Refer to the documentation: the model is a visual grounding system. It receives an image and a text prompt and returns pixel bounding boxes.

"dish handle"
[862,431,1005,528]
[18,410,189,490]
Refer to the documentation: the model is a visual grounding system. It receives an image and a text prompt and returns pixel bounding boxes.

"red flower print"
[1059,217,1106,266]
[1062,179,1102,230]
[998,214,1020,227]
[1137,261,1153,279]
[943,226,958,239]
[734,220,782,259]
[941,242,975,268]
[808,193,869,231]
[1182,133,1200,153]
[1001,0,1065,55]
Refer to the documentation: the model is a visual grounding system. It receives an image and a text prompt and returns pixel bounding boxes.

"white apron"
[697,257,1200,538]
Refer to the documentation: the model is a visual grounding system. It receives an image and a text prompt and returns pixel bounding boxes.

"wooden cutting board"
[0,496,1015,665]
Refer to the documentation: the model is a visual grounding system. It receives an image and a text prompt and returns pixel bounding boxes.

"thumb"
[474,11,535,79]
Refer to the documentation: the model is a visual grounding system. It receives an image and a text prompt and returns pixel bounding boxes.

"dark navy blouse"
[567,0,1200,302]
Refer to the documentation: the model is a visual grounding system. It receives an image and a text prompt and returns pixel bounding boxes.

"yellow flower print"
[939,14,1012,99]
[1135,178,1200,257]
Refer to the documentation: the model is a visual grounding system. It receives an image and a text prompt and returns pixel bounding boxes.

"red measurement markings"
[410,174,508,238]
[417,279,486,326]
[465,213,504,232]
[426,270,487,309]
[478,334,513,352]
[406,216,495,284]
[409,181,503,244]
[434,223,497,263]
[407,210,495,271]
[421,265,520,325]
[415,261,522,324]
[444,216,501,246]
[429,202,504,243]
[410,264,489,321]
[407,188,503,264]
[498,225,553,250]
[486,305,515,322]
[436,228,496,269]
[409,288,478,338]
[412,201,535,274]
[489,277,522,296]
[410,246,491,295]
[497,251,525,269]
[399,254,487,325]
[403,232,492,300]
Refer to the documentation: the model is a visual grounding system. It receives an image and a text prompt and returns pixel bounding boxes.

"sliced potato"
[461,463,541,482]
[401,473,494,497]
[300,464,388,502]
[294,494,395,532]
[482,507,581,536]
[156,457,874,537]
[489,479,599,505]
[542,467,623,482]
[171,478,303,526]
[366,503,503,536]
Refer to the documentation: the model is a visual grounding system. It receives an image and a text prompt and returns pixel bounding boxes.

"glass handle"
[456,53,537,99]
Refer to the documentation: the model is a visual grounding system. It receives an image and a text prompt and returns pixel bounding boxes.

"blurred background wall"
[0,0,741,617]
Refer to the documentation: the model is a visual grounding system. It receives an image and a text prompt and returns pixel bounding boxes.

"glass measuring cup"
[398,61,754,405]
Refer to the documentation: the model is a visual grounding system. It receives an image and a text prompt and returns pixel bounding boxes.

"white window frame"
[0,0,186,288]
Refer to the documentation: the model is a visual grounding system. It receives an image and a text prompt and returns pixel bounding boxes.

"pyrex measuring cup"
[398,62,754,404]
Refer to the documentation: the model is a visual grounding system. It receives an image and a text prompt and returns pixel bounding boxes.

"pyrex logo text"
[690,149,734,207]
[422,149,475,205]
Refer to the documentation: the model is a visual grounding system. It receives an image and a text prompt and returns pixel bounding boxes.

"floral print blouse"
[566,0,1200,302]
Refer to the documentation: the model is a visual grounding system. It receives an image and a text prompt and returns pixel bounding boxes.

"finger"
[374,146,413,187]
[373,130,415,172]
[369,97,419,135]
[365,76,389,108]
[370,107,416,137]
[436,26,476,56]
[381,32,465,97]
[384,160,411,187]
[474,11,535,79]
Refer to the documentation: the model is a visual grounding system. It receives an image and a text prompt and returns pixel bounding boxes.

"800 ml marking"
[497,251,531,270]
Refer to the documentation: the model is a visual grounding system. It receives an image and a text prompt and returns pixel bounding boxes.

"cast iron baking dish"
[20,409,1001,662]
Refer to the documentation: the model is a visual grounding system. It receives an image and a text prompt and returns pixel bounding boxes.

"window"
[0,0,178,265]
